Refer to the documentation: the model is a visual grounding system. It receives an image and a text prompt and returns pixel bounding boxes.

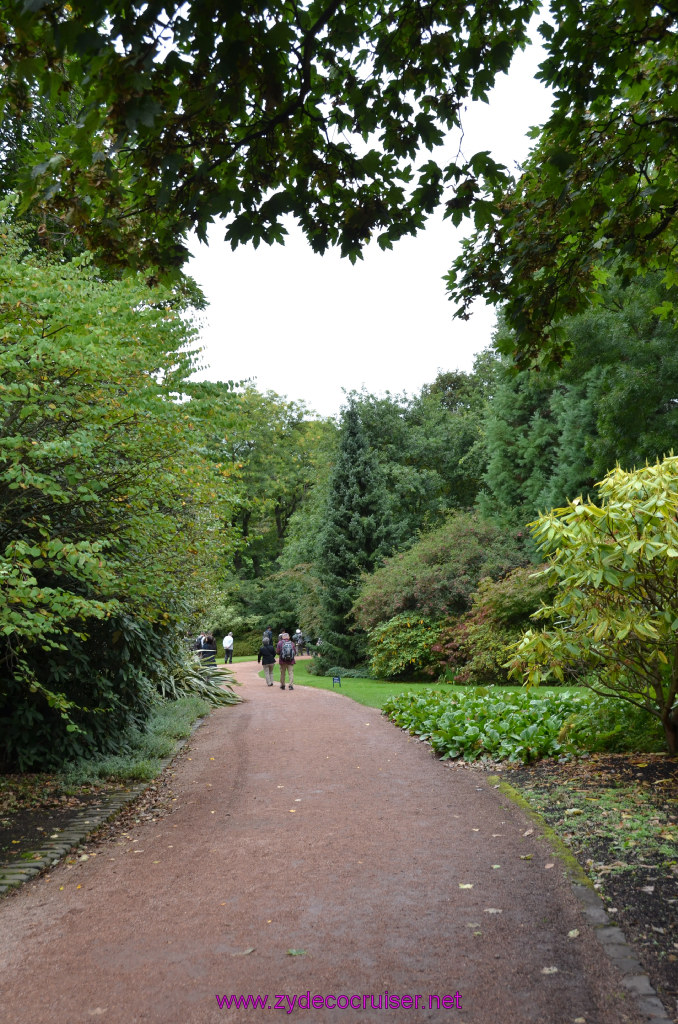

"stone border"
[493,776,675,1024]
[0,723,203,896]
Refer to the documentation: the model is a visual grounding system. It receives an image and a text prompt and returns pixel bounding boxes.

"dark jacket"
[257,642,277,666]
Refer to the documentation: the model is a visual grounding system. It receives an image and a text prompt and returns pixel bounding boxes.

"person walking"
[223,631,234,664]
[276,632,296,690]
[257,636,277,686]
[263,626,273,644]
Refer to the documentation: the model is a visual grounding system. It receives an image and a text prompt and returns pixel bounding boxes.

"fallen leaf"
[523,828,534,837]
[568,929,580,939]
[520,854,533,861]
[289,809,296,813]
[484,908,502,914]
[491,864,501,870]
[232,947,255,956]
[287,949,306,956]
[545,863,555,870]
[541,966,558,975]
[472,828,479,832]
[564,808,583,816]
[459,883,474,889]
[640,885,655,894]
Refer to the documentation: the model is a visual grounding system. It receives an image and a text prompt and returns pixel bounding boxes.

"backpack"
[281,639,295,661]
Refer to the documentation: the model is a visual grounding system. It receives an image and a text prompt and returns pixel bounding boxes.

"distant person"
[257,636,277,686]
[263,626,273,644]
[293,627,304,654]
[223,631,234,663]
[202,633,216,665]
[276,632,296,690]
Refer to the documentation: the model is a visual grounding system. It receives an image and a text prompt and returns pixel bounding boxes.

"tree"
[0,0,537,269]
[480,273,678,526]
[5,1,676,361]
[315,401,393,667]
[0,213,241,767]
[448,2,678,365]
[507,456,678,755]
[218,388,335,577]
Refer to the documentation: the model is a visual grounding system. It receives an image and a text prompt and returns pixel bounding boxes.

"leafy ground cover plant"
[381,688,664,764]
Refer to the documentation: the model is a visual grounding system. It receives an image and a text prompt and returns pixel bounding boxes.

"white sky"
[187,28,553,419]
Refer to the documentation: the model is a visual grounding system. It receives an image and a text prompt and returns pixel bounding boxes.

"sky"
[186,28,554,419]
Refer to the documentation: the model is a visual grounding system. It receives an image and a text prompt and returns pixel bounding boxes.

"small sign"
[332,676,341,687]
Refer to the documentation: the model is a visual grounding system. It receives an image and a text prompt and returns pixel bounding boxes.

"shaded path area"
[0,663,647,1023]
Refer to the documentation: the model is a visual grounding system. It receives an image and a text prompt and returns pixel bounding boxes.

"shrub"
[352,511,528,629]
[367,614,443,679]
[429,566,554,685]
[507,455,678,754]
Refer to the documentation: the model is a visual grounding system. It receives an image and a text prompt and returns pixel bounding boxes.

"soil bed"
[506,752,678,1023]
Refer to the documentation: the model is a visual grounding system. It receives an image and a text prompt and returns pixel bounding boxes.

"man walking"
[276,632,296,690]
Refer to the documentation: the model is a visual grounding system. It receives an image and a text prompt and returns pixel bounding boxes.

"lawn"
[254,657,562,709]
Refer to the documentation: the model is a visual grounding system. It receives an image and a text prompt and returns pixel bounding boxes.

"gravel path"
[0,662,647,1023]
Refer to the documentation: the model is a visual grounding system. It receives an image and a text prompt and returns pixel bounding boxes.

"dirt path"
[0,662,647,1023]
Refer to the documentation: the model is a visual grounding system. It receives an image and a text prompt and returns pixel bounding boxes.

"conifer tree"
[316,402,393,669]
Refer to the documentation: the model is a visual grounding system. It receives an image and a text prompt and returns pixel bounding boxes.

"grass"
[252,657,582,709]
[59,694,212,786]
[259,659,529,708]
[1,695,215,814]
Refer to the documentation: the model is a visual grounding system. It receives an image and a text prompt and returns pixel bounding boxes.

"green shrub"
[316,664,377,679]
[367,614,443,679]
[156,645,241,705]
[429,566,555,685]
[352,511,528,629]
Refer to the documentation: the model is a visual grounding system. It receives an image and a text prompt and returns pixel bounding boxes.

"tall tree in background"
[480,272,678,527]
[315,402,393,668]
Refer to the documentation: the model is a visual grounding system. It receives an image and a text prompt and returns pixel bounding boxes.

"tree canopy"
[3,0,676,363]
[1,0,536,269]
[448,2,678,365]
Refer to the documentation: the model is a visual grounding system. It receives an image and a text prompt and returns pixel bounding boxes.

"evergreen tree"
[316,402,393,669]
[480,273,678,527]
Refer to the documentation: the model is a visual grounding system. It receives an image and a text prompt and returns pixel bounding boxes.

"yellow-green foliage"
[507,455,678,753]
